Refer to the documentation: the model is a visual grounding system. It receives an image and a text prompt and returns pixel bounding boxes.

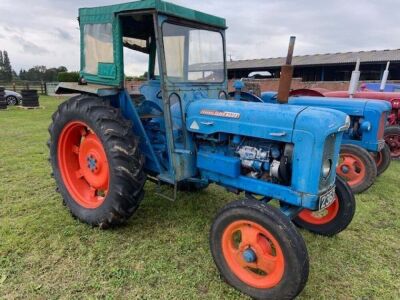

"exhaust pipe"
[380,61,390,92]
[277,36,296,104]
[348,58,360,98]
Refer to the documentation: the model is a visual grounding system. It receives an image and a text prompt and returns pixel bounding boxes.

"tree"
[0,51,4,81]
[18,65,69,82]
[2,51,13,82]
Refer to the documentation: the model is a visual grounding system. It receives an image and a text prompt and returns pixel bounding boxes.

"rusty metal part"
[277,36,296,104]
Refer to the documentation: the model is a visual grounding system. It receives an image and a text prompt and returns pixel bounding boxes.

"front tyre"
[48,95,146,228]
[337,144,377,194]
[210,199,309,300]
[370,144,391,176]
[6,95,18,106]
[293,176,355,236]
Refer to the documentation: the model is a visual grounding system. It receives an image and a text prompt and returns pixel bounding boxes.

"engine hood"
[186,99,348,143]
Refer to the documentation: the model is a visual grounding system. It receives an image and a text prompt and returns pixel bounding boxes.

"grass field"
[1,96,399,299]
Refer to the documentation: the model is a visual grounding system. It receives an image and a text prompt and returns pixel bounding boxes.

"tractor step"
[147,174,178,202]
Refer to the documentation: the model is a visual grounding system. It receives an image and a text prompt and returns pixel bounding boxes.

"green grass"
[0,96,399,299]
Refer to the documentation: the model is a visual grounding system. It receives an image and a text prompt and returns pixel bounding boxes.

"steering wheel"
[228,91,263,103]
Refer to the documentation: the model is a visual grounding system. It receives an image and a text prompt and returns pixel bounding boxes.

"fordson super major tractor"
[289,61,400,160]
[260,89,391,194]
[49,1,355,299]
[248,57,392,194]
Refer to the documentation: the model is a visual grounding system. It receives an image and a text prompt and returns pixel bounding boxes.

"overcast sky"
[0,0,399,76]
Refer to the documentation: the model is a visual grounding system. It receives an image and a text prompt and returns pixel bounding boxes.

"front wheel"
[337,144,377,194]
[293,176,355,236]
[384,126,400,159]
[48,95,146,228]
[6,95,18,106]
[210,199,309,300]
[370,144,391,176]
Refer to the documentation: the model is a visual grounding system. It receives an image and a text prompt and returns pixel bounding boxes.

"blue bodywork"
[260,91,391,152]
[363,83,400,92]
[106,83,349,213]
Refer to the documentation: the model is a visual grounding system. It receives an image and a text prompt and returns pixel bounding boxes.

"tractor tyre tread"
[210,199,309,300]
[48,95,146,229]
[293,176,356,236]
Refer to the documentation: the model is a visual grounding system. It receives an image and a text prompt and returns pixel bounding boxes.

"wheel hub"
[341,165,349,174]
[87,155,99,173]
[242,248,257,263]
[337,153,365,186]
[221,220,285,289]
[57,121,109,209]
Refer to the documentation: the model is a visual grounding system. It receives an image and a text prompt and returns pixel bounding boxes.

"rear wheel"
[48,95,146,228]
[370,144,391,176]
[293,176,355,236]
[337,144,377,194]
[384,126,400,159]
[210,199,309,300]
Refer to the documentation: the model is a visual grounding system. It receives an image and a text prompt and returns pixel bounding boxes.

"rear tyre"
[337,144,377,194]
[293,176,355,236]
[48,95,146,228]
[210,199,309,300]
[384,126,400,159]
[370,144,391,176]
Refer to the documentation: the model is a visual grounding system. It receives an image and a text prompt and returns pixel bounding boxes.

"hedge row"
[58,72,80,82]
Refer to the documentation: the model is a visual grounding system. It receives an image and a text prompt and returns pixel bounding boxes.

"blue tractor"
[258,90,391,194]
[49,1,355,299]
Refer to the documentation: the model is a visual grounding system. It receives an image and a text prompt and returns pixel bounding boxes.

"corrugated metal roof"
[227,49,400,70]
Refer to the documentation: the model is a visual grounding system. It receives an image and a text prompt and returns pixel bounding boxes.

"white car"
[4,90,22,106]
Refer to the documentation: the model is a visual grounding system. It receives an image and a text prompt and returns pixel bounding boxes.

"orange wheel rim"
[58,121,109,209]
[337,153,366,186]
[297,195,339,225]
[221,220,285,289]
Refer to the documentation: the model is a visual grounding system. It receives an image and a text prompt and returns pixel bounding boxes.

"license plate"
[319,186,336,210]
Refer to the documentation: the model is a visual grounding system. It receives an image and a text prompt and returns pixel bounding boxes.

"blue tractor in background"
[259,90,391,194]
[49,1,355,299]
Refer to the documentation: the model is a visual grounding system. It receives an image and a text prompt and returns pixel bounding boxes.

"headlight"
[322,159,332,178]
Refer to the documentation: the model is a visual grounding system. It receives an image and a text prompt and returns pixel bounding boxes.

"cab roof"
[79,0,227,29]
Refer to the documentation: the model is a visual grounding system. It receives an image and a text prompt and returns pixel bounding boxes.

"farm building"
[227,49,400,81]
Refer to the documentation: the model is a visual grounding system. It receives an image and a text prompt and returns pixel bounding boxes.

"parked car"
[4,90,22,106]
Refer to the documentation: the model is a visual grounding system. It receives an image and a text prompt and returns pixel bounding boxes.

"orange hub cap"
[297,195,339,225]
[58,121,109,209]
[337,153,366,186]
[221,220,285,289]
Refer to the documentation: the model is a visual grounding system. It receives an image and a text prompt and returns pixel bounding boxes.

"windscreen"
[162,22,224,83]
